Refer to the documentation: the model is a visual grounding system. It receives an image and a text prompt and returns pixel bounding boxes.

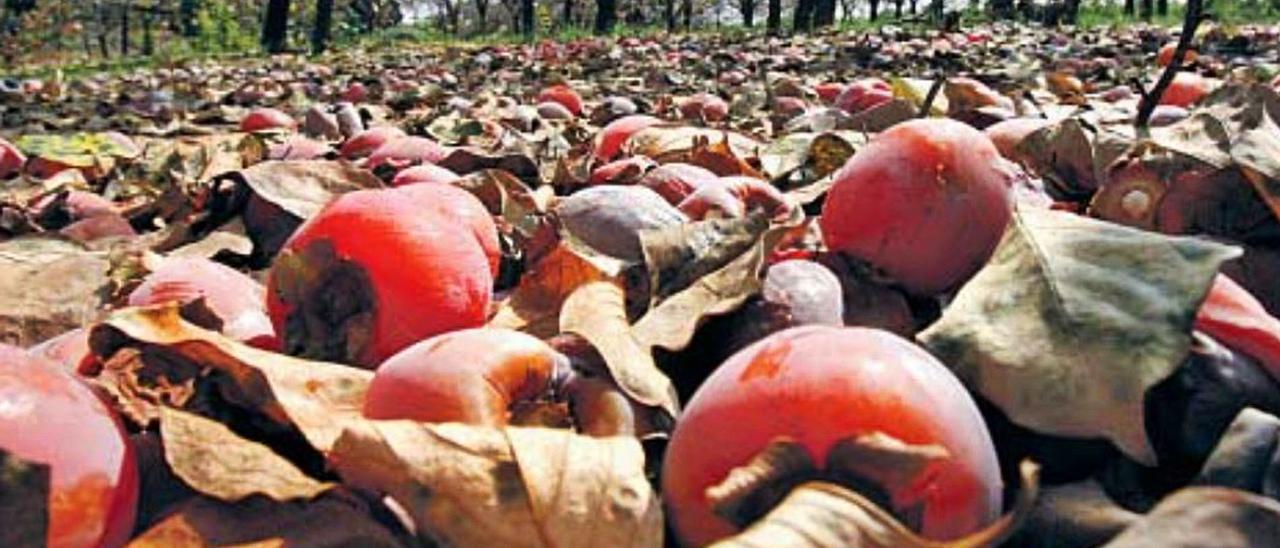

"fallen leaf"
[128,494,406,548]
[0,236,110,346]
[1103,487,1280,547]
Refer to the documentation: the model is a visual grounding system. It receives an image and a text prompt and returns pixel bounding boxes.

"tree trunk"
[120,0,131,56]
[894,0,903,17]
[1156,0,1168,16]
[1124,0,1135,16]
[794,0,814,31]
[312,0,334,53]
[475,0,488,33]
[142,5,154,56]
[910,0,918,14]
[179,0,200,36]
[1140,0,1153,19]
[815,0,836,26]
[740,0,755,26]
[522,0,535,37]
[262,0,290,54]
[869,0,880,20]
[766,0,781,34]
[682,0,693,29]
[563,0,574,27]
[595,0,617,34]
[666,0,676,31]
[991,0,1014,19]
[1063,0,1081,23]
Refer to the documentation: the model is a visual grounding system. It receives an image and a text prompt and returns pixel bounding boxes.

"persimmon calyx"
[270,239,376,365]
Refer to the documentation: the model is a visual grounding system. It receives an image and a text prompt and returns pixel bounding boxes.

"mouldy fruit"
[820,118,1015,295]
[714,260,845,353]
[239,107,297,133]
[638,162,719,205]
[0,346,138,548]
[662,326,1003,545]
[128,257,277,350]
[554,186,687,262]
[1157,72,1211,108]
[537,84,584,117]
[0,136,24,178]
[595,114,662,161]
[266,187,493,368]
[677,177,792,221]
[340,126,407,160]
[390,163,461,187]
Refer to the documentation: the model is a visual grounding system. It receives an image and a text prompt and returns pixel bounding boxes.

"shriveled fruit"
[363,328,563,425]
[0,136,24,178]
[266,187,493,367]
[662,326,1002,545]
[555,186,687,262]
[340,126,406,159]
[240,107,297,133]
[128,257,277,349]
[820,118,1016,295]
[638,162,719,205]
[0,347,138,548]
[1157,72,1211,108]
[537,84,584,116]
[390,163,461,186]
[595,114,662,161]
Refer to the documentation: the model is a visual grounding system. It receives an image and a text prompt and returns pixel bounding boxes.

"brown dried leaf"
[1104,487,1280,547]
[625,125,761,165]
[639,212,770,303]
[222,160,383,221]
[128,494,406,548]
[159,407,332,502]
[0,236,110,346]
[0,449,50,548]
[329,420,663,548]
[560,280,679,422]
[89,304,372,453]
[489,244,609,337]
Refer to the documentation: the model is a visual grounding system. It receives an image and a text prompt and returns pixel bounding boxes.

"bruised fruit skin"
[363,328,563,425]
[638,163,719,205]
[365,136,450,170]
[0,347,139,548]
[0,137,24,178]
[820,118,1015,296]
[595,114,662,161]
[340,126,407,159]
[240,107,297,133]
[266,188,493,368]
[390,163,461,186]
[835,78,894,114]
[128,257,277,349]
[1157,72,1211,108]
[662,326,1003,546]
[537,84,584,117]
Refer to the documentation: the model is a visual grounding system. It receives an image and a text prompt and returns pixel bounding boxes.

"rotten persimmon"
[662,326,1002,546]
[266,186,494,368]
[0,347,138,548]
[819,118,1015,296]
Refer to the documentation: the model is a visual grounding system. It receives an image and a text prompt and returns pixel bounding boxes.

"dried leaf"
[489,244,610,337]
[1104,487,1280,547]
[919,208,1241,464]
[639,212,770,303]
[222,160,383,221]
[159,407,332,502]
[128,494,406,548]
[329,420,663,547]
[1194,407,1280,497]
[0,236,110,346]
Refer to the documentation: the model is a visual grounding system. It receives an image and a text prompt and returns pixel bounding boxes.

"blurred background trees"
[0,1,1259,70]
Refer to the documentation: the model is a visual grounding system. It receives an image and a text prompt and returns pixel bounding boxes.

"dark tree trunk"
[1140,0,1153,19]
[142,5,154,55]
[794,0,814,31]
[179,0,200,36]
[1124,0,1135,16]
[563,0,574,27]
[521,0,534,37]
[666,0,676,31]
[1063,0,1081,23]
[312,0,333,53]
[1156,0,1168,16]
[475,0,488,33]
[595,0,616,34]
[262,0,290,54]
[869,0,880,20]
[120,0,131,56]
[930,0,945,21]
[911,0,918,14]
[682,0,693,29]
[815,0,836,26]
[766,0,781,34]
[894,0,903,17]
[991,0,1014,19]
[740,0,755,26]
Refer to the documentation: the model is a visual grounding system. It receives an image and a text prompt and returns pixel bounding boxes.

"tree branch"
[1134,0,1205,128]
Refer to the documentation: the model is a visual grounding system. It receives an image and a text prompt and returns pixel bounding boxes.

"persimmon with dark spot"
[662,326,1002,546]
[0,346,139,548]
[820,118,1015,295]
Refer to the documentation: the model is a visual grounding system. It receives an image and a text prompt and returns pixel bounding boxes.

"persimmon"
[1157,72,1211,108]
[390,163,461,186]
[554,186,687,262]
[340,126,407,160]
[537,101,575,120]
[27,327,95,374]
[814,82,845,103]
[595,114,662,161]
[638,163,719,205]
[342,81,369,103]
[1157,43,1197,67]
[820,118,1015,295]
[537,84,584,117]
[0,136,24,178]
[587,156,656,186]
[834,78,894,114]
[662,326,1002,545]
[773,96,807,118]
[266,186,493,367]
[393,183,500,277]
[678,176,793,221]
[1195,274,1280,382]
[0,347,138,548]
[680,92,730,122]
[365,136,450,170]
[128,257,277,350]
[239,107,297,133]
[983,118,1051,165]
